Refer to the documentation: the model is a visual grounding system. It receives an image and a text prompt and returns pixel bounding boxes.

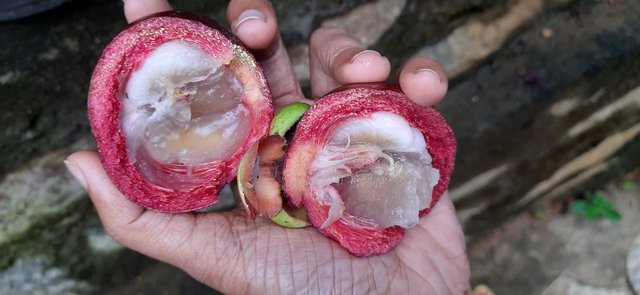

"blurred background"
[1,0,639,294]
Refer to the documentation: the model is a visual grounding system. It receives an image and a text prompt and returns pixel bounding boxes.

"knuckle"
[310,27,346,44]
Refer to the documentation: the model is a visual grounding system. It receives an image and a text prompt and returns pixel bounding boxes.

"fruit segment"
[282,84,456,256]
[237,103,311,228]
[89,11,272,212]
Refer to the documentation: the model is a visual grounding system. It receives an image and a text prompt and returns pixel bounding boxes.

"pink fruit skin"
[283,84,456,256]
[88,11,272,213]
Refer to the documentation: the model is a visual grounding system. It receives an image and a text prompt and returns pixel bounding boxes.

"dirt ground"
[469,173,640,295]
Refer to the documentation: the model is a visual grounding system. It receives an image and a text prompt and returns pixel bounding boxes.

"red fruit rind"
[89,11,272,212]
[283,84,456,256]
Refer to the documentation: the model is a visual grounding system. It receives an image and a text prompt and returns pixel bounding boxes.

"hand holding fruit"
[66,0,469,293]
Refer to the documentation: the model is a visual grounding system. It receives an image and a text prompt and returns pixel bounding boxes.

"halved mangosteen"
[88,11,272,213]
[282,84,456,256]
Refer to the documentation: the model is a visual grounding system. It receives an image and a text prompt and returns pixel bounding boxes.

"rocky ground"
[1,0,639,294]
[469,173,640,295]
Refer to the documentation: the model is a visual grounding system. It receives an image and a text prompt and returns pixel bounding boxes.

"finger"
[309,28,391,98]
[227,0,308,109]
[64,151,198,268]
[66,151,252,293]
[65,151,144,228]
[398,57,448,106]
[124,0,172,24]
[227,0,277,51]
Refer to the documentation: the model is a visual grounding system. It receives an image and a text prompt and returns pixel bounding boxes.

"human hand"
[66,0,470,293]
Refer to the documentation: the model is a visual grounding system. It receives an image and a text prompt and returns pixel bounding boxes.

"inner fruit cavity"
[120,40,249,188]
[309,112,440,229]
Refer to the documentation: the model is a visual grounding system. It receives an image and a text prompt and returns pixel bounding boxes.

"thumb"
[65,151,253,292]
[65,151,145,230]
[64,151,204,272]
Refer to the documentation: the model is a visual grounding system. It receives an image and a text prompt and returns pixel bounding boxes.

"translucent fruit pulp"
[121,40,249,188]
[309,112,440,229]
[337,151,438,228]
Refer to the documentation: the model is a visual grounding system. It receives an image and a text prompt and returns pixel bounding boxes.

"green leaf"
[591,195,613,209]
[569,201,589,216]
[571,192,622,221]
[269,102,311,137]
[271,209,310,228]
[623,180,636,191]
[601,207,622,221]
[585,207,601,221]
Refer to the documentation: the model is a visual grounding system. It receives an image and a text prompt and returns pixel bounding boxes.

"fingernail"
[233,9,265,32]
[416,68,442,84]
[349,50,381,64]
[64,159,87,190]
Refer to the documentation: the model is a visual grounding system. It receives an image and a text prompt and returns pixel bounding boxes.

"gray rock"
[627,233,640,294]
[372,0,511,68]
[542,276,630,295]
[440,0,640,233]
[415,0,542,79]
[270,0,375,46]
[0,258,93,295]
[0,0,71,21]
[414,0,573,79]
[0,0,125,176]
[0,140,213,293]
[469,183,640,294]
[0,139,91,268]
[321,0,407,48]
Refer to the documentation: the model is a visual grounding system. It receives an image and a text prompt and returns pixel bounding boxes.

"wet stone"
[627,234,640,294]
[0,258,93,295]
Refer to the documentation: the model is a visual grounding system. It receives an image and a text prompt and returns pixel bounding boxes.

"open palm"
[66,0,470,293]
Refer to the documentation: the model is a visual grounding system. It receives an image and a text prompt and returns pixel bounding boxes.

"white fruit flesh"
[121,40,249,186]
[309,112,440,229]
